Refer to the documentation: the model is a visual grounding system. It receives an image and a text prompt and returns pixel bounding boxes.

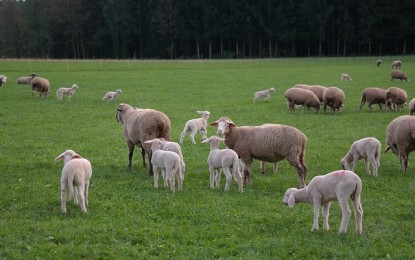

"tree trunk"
[268,37,272,58]
[208,40,212,59]
[196,39,200,59]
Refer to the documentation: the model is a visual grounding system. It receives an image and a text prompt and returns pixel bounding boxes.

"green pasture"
[0,57,414,259]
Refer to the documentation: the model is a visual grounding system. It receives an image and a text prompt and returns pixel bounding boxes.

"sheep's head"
[116,103,132,123]
[55,150,82,165]
[72,84,79,89]
[117,89,123,94]
[201,135,225,144]
[282,188,298,208]
[210,117,236,137]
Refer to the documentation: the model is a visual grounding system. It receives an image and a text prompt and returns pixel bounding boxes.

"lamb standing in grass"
[179,111,210,144]
[0,75,8,87]
[54,150,92,214]
[253,87,275,102]
[376,59,382,67]
[359,87,387,111]
[158,138,186,173]
[282,170,363,235]
[202,136,244,192]
[56,84,78,101]
[340,137,381,177]
[102,89,122,102]
[340,73,352,82]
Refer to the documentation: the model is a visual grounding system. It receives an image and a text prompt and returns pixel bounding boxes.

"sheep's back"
[361,88,386,103]
[386,115,415,152]
[285,88,320,105]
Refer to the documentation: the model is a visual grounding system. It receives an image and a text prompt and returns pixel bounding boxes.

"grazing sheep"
[17,73,37,84]
[385,115,415,173]
[390,70,409,82]
[0,75,7,87]
[340,73,352,82]
[282,170,363,235]
[102,89,122,102]
[31,77,51,98]
[323,87,345,114]
[144,139,183,192]
[202,136,244,192]
[309,85,327,103]
[292,84,311,90]
[340,137,381,177]
[359,87,387,111]
[116,103,171,177]
[179,111,210,144]
[284,88,321,113]
[409,98,415,115]
[54,150,92,214]
[386,87,407,111]
[211,117,307,187]
[376,59,382,67]
[158,138,186,173]
[391,60,402,69]
[56,84,78,101]
[253,87,275,102]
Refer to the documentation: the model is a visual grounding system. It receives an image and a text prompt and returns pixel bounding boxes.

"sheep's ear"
[218,137,226,142]
[201,138,210,143]
[54,153,65,161]
[72,154,82,159]
[229,122,237,127]
[288,194,296,208]
[210,121,218,126]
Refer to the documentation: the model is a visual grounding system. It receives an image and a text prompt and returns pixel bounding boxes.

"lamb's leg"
[243,163,252,185]
[259,161,265,173]
[365,158,371,175]
[223,168,232,192]
[189,128,197,144]
[312,201,321,232]
[61,181,68,214]
[273,162,279,174]
[178,170,183,191]
[78,185,87,212]
[153,167,159,189]
[209,166,215,189]
[353,197,364,235]
[338,197,351,235]
[85,181,90,206]
[215,169,222,189]
[168,170,175,193]
[234,169,244,192]
[322,202,331,231]
[162,170,169,188]
[179,129,187,144]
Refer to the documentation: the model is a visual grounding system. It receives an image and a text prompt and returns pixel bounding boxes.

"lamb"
[284,87,321,113]
[309,85,327,103]
[340,137,381,177]
[323,87,345,114]
[31,77,51,98]
[282,170,363,235]
[116,103,171,177]
[210,117,307,187]
[179,111,210,144]
[144,139,183,192]
[385,115,415,173]
[17,73,36,84]
[385,87,407,111]
[376,59,382,67]
[409,98,415,115]
[390,70,409,82]
[56,84,78,101]
[359,87,387,111]
[102,89,122,102]
[201,136,244,192]
[54,150,92,214]
[158,138,186,173]
[292,84,311,90]
[0,75,7,87]
[391,60,402,69]
[253,87,275,102]
[340,73,352,82]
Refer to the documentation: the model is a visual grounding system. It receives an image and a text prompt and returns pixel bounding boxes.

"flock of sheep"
[3,58,414,236]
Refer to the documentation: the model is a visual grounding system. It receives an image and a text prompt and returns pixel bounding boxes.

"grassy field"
[0,57,414,259]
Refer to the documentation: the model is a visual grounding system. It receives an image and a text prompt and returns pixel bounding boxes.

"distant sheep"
[31,77,51,98]
[391,60,402,69]
[309,85,327,103]
[341,137,381,177]
[340,73,352,82]
[0,75,8,87]
[179,111,210,144]
[359,87,387,111]
[17,73,37,84]
[283,170,363,235]
[386,87,407,111]
[390,70,408,82]
[284,88,320,113]
[102,89,122,102]
[56,84,78,101]
[376,59,382,67]
[253,87,275,102]
[323,87,345,114]
[409,98,415,115]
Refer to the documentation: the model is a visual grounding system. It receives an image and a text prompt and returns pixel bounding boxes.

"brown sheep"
[386,87,407,111]
[31,77,51,98]
[359,87,387,111]
[323,87,345,114]
[390,70,408,82]
[309,85,327,103]
[284,88,321,113]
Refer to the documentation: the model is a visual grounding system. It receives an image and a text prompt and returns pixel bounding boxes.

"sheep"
[390,70,409,82]
[391,60,402,69]
[292,84,311,90]
[0,75,7,87]
[385,87,407,111]
[409,98,415,115]
[17,73,37,84]
[340,137,381,177]
[102,89,122,102]
[116,103,171,177]
[201,136,244,192]
[340,73,352,82]
[323,87,345,114]
[158,138,186,173]
[282,170,363,235]
[179,111,210,144]
[56,84,78,101]
[309,85,327,103]
[54,150,92,214]
[144,139,183,192]
[210,117,307,187]
[253,87,275,102]
[385,115,415,173]
[31,77,51,98]
[284,88,321,113]
[359,87,387,111]
[376,59,382,67]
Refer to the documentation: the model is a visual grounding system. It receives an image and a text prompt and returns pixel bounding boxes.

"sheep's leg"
[243,163,252,185]
[273,162,279,174]
[364,158,371,175]
[73,186,79,205]
[353,197,364,235]
[322,202,331,231]
[290,156,307,188]
[312,201,321,232]
[141,148,146,167]
[233,168,244,192]
[209,166,215,189]
[189,128,197,144]
[168,170,175,193]
[338,198,351,235]
[199,129,207,141]
[61,181,68,214]
[178,170,183,191]
[215,169,222,189]
[162,169,169,188]
[259,161,265,173]
[127,142,135,169]
[153,167,159,189]
[179,129,187,144]
[78,185,87,212]
[223,168,232,192]
[85,181,90,206]
[359,100,365,110]
[147,150,154,176]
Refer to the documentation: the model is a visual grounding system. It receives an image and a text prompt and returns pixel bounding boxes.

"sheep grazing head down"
[210,117,237,137]
[54,150,82,165]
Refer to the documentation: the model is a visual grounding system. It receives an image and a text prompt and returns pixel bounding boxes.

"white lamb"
[144,139,183,192]
[202,136,243,192]
[340,137,381,177]
[0,75,8,87]
[54,150,92,214]
[102,89,122,102]
[56,84,78,101]
[158,138,186,173]
[340,73,352,82]
[253,87,275,102]
[283,170,363,235]
[179,111,210,144]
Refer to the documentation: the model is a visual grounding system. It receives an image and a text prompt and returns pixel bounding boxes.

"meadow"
[0,57,414,259]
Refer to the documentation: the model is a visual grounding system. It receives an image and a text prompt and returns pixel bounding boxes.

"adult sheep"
[284,88,321,113]
[359,87,387,111]
[210,117,307,188]
[391,60,402,69]
[385,115,415,173]
[17,73,36,84]
[116,103,171,176]
[292,84,311,90]
[31,77,51,98]
[386,87,407,112]
[376,59,382,67]
[390,70,408,82]
[323,87,345,114]
[309,85,327,103]
[409,98,415,115]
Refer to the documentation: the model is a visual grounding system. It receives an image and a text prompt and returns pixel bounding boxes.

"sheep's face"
[116,104,129,124]
[282,188,298,207]
[210,118,236,137]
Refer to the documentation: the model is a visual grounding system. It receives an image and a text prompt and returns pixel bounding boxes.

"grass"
[0,57,414,259]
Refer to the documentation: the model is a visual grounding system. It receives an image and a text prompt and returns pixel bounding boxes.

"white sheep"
[340,137,381,177]
[102,89,122,102]
[202,136,243,192]
[17,73,37,84]
[340,73,352,82]
[391,60,402,69]
[253,87,275,102]
[282,170,363,235]
[0,75,8,87]
[54,150,92,214]
[144,139,183,192]
[179,111,210,144]
[56,84,78,101]
[158,138,186,173]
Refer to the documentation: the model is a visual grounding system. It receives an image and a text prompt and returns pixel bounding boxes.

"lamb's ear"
[384,146,391,153]
[201,138,210,143]
[71,154,82,159]
[288,194,296,208]
[218,137,226,142]
[210,121,218,126]
[54,153,65,161]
